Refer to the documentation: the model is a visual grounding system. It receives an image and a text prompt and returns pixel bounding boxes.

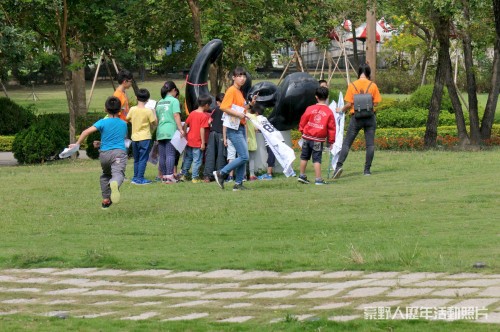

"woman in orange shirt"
[333,63,381,178]
[213,67,257,191]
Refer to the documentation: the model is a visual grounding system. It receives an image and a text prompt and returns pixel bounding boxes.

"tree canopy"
[1,0,499,146]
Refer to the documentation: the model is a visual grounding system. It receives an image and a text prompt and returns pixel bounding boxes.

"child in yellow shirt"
[126,88,158,185]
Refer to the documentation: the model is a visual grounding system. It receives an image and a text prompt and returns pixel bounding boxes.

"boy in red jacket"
[298,87,336,185]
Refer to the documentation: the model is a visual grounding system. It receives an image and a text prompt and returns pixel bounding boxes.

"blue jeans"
[220,126,248,184]
[132,139,151,181]
[182,147,203,179]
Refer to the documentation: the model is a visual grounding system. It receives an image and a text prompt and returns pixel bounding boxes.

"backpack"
[352,82,374,119]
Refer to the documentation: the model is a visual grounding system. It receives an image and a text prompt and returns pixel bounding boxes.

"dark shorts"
[300,139,323,163]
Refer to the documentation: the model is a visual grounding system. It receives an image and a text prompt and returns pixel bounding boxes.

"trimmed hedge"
[376,105,458,128]
[12,117,68,164]
[0,97,36,135]
[350,125,500,151]
[85,131,101,159]
[9,112,105,164]
[290,124,500,150]
[0,135,15,151]
[36,112,105,133]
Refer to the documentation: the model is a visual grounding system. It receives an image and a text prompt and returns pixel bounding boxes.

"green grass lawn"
[1,149,498,273]
[2,81,500,331]
[1,314,497,332]
[1,149,499,331]
[5,79,186,114]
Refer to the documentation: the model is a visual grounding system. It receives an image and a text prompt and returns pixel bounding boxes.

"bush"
[36,112,104,133]
[85,131,101,159]
[12,117,68,164]
[375,97,399,111]
[0,97,36,135]
[376,69,423,94]
[376,104,458,128]
[351,126,500,151]
[0,136,15,151]
[409,84,453,113]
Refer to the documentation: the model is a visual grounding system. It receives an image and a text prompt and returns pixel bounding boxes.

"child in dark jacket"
[298,87,335,185]
[202,93,226,182]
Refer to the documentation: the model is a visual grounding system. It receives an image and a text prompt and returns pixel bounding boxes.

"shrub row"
[0,135,15,151]
[350,134,500,151]
[376,105,458,128]
[34,112,106,133]
[0,97,36,135]
[9,112,105,164]
[3,124,500,162]
[12,117,68,164]
[0,134,91,153]
[291,125,500,151]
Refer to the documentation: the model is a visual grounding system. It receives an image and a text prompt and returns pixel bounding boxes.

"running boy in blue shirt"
[69,97,128,209]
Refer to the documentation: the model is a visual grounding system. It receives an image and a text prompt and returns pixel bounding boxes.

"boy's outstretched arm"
[69,126,98,148]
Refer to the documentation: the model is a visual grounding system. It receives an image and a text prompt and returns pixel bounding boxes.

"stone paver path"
[0,269,499,324]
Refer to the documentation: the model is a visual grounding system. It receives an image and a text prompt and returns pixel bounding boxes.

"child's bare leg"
[313,162,322,179]
[299,160,308,175]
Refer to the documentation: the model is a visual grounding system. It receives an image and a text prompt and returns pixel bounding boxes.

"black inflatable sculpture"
[185,39,224,112]
[186,39,319,130]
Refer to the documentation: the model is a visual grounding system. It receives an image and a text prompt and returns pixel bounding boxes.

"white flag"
[330,92,345,169]
[248,116,296,177]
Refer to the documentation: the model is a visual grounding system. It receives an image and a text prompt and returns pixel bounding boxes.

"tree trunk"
[461,0,480,145]
[480,0,500,139]
[446,73,470,146]
[70,46,87,116]
[61,64,76,144]
[420,34,433,86]
[425,14,450,148]
[264,48,273,69]
[209,63,220,95]
[186,0,202,49]
[352,27,359,69]
[366,0,377,81]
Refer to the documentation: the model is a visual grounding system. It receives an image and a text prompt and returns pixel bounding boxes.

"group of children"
[72,68,338,208]
[180,91,282,184]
